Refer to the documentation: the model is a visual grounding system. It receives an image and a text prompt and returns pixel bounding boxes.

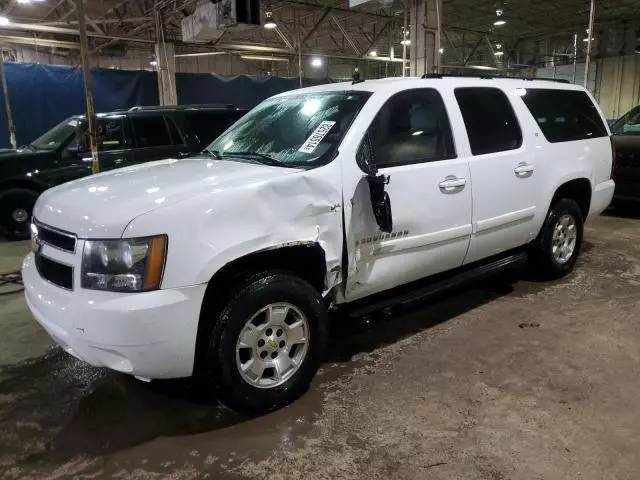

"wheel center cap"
[268,340,278,350]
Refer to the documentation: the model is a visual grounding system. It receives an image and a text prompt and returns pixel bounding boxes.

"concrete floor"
[1,212,640,480]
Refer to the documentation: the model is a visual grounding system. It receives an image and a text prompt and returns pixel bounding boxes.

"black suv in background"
[0,104,247,239]
[611,104,640,205]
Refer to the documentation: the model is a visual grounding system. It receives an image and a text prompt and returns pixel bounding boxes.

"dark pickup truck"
[0,104,246,239]
[611,105,640,205]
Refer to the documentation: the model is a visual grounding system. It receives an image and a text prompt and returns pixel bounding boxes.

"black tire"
[0,188,39,240]
[529,198,584,280]
[203,271,328,415]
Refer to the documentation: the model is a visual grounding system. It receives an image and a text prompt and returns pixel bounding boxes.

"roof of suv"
[73,104,247,119]
[276,75,588,98]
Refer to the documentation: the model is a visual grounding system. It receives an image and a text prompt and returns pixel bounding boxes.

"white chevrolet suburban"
[23,76,614,414]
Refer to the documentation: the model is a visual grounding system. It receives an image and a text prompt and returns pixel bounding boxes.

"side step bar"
[346,252,528,318]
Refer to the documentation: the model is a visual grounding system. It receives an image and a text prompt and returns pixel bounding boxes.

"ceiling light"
[150,60,157,66]
[439,48,444,54]
[311,57,322,67]
[400,39,410,46]
[583,37,595,42]
[494,51,504,56]
[174,51,226,58]
[0,16,10,26]
[240,55,289,62]
[264,10,276,29]
[369,50,377,57]
[494,7,506,26]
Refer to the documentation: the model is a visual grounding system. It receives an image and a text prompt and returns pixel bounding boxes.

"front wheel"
[529,198,584,279]
[203,271,328,415]
[0,188,39,240]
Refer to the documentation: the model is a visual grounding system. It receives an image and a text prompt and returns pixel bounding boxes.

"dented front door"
[342,87,474,302]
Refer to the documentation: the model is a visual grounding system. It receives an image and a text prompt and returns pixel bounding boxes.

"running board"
[346,251,528,318]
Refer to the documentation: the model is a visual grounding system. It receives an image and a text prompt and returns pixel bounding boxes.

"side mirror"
[358,133,393,233]
[367,173,393,233]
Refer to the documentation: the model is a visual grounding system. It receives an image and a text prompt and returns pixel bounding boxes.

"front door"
[344,88,473,302]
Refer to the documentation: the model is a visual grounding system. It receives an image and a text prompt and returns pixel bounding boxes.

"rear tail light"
[610,136,616,180]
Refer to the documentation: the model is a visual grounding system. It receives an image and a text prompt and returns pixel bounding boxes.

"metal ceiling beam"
[65,0,105,35]
[331,14,360,56]
[302,7,332,46]
[0,35,80,49]
[362,20,390,57]
[279,0,393,20]
[0,22,156,44]
[273,26,294,51]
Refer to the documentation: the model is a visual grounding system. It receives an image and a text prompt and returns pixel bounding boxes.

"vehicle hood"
[34,157,300,238]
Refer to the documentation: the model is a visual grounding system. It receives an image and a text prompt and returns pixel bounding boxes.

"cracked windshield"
[206,91,371,167]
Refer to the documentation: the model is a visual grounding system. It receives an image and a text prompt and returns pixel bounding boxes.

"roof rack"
[420,73,570,84]
[128,103,237,112]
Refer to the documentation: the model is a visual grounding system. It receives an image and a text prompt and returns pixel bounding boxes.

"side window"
[183,112,236,145]
[365,88,456,168]
[75,117,126,152]
[455,87,522,156]
[164,115,185,145]
[521,89,608,142]
[130,115,171,148]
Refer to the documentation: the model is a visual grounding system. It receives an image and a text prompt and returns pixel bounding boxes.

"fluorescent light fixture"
[369,50,377,57]
[175,51,226,58]
[583,37,595,42]
[439,48,444,54]
[493,18,506,26]
[400,39,410,46]
[240,55,289,62]
[412,131,423,136]
[0,16,10,26]
[494,51,504,56]
[311,57,322,67]
[150,60,157,66]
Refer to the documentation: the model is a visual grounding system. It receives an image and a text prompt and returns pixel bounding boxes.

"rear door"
[129,112,189,165]
[454,87,541,264]
[610,106,640,200]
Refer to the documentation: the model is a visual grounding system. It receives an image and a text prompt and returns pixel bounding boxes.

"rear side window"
[183,111,237,145]
[455,87,523,156]
[521,89,607,142]
[130,115,171,148]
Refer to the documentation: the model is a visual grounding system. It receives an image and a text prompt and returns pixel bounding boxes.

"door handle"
[514,163,535,175]
[178,151,190,158]
[113,158,125,165]
[439,177,467,190]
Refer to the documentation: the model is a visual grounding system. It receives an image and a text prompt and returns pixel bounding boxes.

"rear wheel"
[203,271,328,415]
[529,198,584,279]
[0,188,39,240]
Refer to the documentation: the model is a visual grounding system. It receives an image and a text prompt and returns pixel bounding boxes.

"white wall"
[594,54,640,119]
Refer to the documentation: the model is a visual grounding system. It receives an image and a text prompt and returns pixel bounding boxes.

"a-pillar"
[155,42,177,105]
[409,0,442,77]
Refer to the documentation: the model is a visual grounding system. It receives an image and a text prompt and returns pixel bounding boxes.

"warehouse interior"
[1,0,640,479]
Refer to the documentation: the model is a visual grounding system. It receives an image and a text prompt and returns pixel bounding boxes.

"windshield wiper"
[222,151,286,167]
[202,149,222,159]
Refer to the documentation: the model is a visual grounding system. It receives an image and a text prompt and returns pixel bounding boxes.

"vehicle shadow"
[604,204,640,219]
[0,274,521,467]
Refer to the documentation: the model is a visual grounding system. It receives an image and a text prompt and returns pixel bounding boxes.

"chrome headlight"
[81,235,167,292]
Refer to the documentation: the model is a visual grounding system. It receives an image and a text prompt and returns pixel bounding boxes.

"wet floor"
[2,211,640,479]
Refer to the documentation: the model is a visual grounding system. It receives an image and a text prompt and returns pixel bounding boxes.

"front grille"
[35,254,73,290]
[34,220,76,252]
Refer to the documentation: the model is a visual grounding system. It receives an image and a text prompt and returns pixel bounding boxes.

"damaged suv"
[23,76,614,414]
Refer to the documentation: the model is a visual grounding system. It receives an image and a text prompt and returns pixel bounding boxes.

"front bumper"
[588,179,615,219]
[22,252,207,379]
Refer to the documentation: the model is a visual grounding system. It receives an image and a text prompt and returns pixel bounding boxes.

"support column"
[155,42,177,105]
[409,0,442,77]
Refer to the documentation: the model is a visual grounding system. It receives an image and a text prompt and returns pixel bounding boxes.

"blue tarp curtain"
[0,62,328,149]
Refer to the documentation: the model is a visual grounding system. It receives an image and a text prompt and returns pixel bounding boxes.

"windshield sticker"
[298,121,336,154]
